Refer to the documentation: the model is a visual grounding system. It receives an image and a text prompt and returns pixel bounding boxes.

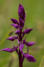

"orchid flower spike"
[0,4,36,67]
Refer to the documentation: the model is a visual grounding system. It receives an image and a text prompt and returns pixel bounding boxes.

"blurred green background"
[0,0,44,67]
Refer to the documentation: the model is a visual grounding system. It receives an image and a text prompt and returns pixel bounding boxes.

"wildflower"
[23,40,35,46]
[7,36,18,41]
[0,46,18,53]
[0,4,36,67]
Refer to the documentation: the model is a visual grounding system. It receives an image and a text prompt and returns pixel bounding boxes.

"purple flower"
[23,53,36,62]
[19,43,24,52]
[18,4,25,21]
[19,18,24,28]
[23,28,32,34]
[0,46,18,53]
[11,18,19,24]
[0,4,36,67]
[15,30,20,35]
[23,40,35,46]
[11,24,19,28]
[7,36,18,41]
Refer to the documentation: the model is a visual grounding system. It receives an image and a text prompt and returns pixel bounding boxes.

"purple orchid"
[0,4,36,67]
[0,46,18,53]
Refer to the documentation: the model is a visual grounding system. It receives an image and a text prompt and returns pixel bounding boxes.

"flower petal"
[0,46,18,53]
[15,30,20,35]
[23,40,35,46]
[24,53,36,62]
[19,44,24,51]
[11,24,19,28]
[23,28,32,35]
[7,36,18,41]
[11,18,19,24]
[18,4,25,21]
[19,18,24,28]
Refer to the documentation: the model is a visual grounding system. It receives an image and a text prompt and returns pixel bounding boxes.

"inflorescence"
[0,4,36,67]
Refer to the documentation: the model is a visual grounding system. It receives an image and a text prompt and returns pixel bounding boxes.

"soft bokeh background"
[0,0,44,67]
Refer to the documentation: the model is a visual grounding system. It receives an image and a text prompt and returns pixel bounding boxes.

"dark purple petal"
[18,4,25,21]
[19,44,24,51]
[7,36,18,41]
[11,24,19,28]
[11,18,19,24]
[23,40,35,46]
[23,28,32,35]
[19,18,24,28]
[24,53,36,62]
[15,30,20,35]
[0,46,18,53]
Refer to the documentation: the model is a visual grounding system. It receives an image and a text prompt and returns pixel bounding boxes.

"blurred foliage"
[39,56,44,67]
[0,0,44,67]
